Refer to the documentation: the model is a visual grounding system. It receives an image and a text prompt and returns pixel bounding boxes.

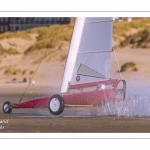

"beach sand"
[1,48,150,133]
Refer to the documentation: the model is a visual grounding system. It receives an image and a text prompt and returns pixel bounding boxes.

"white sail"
[60,17,113,93]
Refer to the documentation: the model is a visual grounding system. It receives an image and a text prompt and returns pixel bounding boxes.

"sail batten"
[78,50,112,54]
[85,19,113,24]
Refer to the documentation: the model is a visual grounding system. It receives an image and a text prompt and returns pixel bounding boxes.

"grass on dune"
[120,27,150,48]
[113,18,150,37]
[120,62,138,72]
[0,18,150,55]
[0,44,19,55]
[27,19,150,53]
[27,18,150,51]
[27,24,73,41]
[0,31,32,40]
[24,23,74,54]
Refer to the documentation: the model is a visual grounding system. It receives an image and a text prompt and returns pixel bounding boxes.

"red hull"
[62,79,125,106]
[12,79,126,109]
[62,89,116,106]
[13,97,49,109]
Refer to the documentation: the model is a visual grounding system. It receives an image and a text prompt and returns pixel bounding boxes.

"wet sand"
[1,114,150,133]
[1,85,150,133]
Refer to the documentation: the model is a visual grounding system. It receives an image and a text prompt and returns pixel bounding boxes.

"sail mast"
[60,18,85,93]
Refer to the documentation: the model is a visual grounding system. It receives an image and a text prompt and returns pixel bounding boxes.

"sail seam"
[85,20,113,24]
[78,50,112,54]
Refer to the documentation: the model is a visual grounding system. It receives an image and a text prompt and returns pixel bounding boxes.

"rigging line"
[113,49,123,80]
[18,23,61,103]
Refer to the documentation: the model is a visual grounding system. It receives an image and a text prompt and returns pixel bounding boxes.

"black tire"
[3,101,12,114]
[48,94,64,115]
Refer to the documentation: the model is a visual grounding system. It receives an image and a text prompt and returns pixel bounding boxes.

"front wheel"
[48,94,64,115]
[3,101,12,114]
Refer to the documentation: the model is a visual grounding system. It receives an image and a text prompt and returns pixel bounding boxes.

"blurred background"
[0,17,150,103]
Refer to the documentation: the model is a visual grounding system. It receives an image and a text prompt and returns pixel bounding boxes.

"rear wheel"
[3,101,12,114]
[48,94,64,115]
